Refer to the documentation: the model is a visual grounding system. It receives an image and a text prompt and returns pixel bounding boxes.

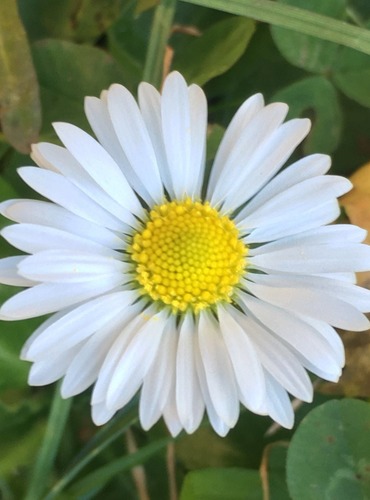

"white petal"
[161,72,207,198]
[244,200,339,243]
[264,372,294,429]
[24,291,134,360]
[53,123,142,215]
[216,118,311,211]
[229,307,313,402]
[238,176,350,230]
[163,381,183,437]
[209,102,289,206]
[106,309,168,411]
[193,332,230,436]
[207,93,265,196]
[106,84,164,204]
[91,402,116,426]
[249,225,367,255]
[176,312,205,433]
[61,313,128,398]
[0,256,35,286]
[2,224,119,258]
[235,153,332,221]
[18,250,127,283]
[91,303,146,405]
[0,278,125,320]
[198,311,239,427]
[138,82,174,198]
[244,281,370,332]
[1,199,125,249]
[18,167,125,231]
[249,243,370,274]
[140,315,178,430]
[33,143,137,227]
[217,304,265,411]
[248,273,370,313]
[28,344,81,386]
[84,95,156,204]
[239,293,342,375]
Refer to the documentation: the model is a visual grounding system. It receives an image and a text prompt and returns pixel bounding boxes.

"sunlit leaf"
[287,399,370,500]
[173,17,255,85]
[0,0,41,153]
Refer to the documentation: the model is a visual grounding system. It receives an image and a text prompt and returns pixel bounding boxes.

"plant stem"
[143,0,177,88]
[25,384,72,500]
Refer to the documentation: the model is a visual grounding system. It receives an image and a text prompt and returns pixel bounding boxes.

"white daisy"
[1,71,370,436]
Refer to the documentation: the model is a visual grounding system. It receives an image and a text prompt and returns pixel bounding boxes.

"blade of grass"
[44,403,138,499]
[68,436,172,497]
[24,384,72,500]
[143,0,177,87]
[181,0,370,56]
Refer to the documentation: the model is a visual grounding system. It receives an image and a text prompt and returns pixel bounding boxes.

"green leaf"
[31,39,128,139]
[0,0,41,153]
[287,399,370,500]
[173,17,255,86]
[180,468,263,500]
[270,0,346,73]
[332,24,370,108]
[272,76,342,154]
[180,0,370,56]
[18,0,126,43]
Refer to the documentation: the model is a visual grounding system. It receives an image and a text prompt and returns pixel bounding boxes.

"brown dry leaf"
[318,328,370,398]
[340,161,370,287]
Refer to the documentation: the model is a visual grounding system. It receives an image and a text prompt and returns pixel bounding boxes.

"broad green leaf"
[287,399,370,500]
[18,0,126,43]
[0,0,41,153]
[31,40,128,138]
[332,25,370,108]
[180,468,263,500]
[271,0,346,73]
[173,17,255,86]
[272,76,342,154]
[180,0,370,56]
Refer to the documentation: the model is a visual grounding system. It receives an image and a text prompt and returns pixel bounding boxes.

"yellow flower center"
[129,198,247,313]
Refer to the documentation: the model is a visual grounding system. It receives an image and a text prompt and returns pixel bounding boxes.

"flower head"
[1,71,370,436]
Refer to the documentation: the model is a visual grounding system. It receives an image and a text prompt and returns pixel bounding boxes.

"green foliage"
[273,76,342,154]
[180,468,263,500]
[0,0,41,153]
[0,0,369,498]
[173,17,255,85]
[287,399,370,499]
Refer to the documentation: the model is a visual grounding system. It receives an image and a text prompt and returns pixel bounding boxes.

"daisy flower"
[0,71,369,437]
